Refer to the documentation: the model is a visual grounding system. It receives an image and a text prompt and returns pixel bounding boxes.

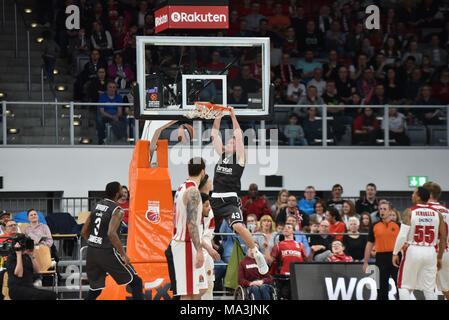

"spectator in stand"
[383,67,406,105]
[420,55,436,83]
[245,2,266,32]
[316,5,332,34]
[55,0,78,59]
[327,239,353,262]
[275,195,309,231]
[326,207,346,241]
[424,35,448,68]
[228,84,248,105]
[309,219,333,261]
[344,21,366,58]
[285,71,306,104]
[40,30,60,85]
[238,244,273,300]
[341,200,359,229]
[0,220,19,243]
[122,34,137,75]
[325,20,346,56]
[283,114,308,146]
[285,214,311,255]
[323,50,341,81]
[108,53,135,89]
[352,107,379,145]
[268,3,291,34]
[390,208,402,223]
[431,68,449,105]
[295,50,323,83]
[90,21,114,62]
[335,66,357,103]
[219,219,248,266]
[87,1,111,33]
[117,24,138,50]
[381,36,402,66]
[415,85,443,126]
[404,67,425,104]
[69,28,90,73]
[234,19,253,37]
[254,215,276,255]
[290,5,306,43]
[339,2,356,34]
[246,214,258,234]
[303,107,323,145]
[275,53,296,87]
[131,0,150,30]
[227,10,240,36]
[299,20,323,57]
[350,53,370,81]
[307,68,327,98]
[297,186,317,216]
[298,86,324,105]
[271,190,289,221]
[0,210,11,235]
[23,209,53,248]
[369,84,390,105]
[241,183,272,221]
[96,81,126,145]
[362,200,400,300]
[261,0,275,17]
[74,49,108,101]
[359,37,375,61]
[281,27,299,58]
[237,0,252,17]
[326,184,344,214]
[355,182,378,215]
[234,64,260,94]
[86,67,108,103]
[439,20,449,49]
[343,216,367,261]
[402,40,423,66]
[310,200,327,223]
[372,52,390,82]
[357,68,377,104]
[359,211,372,234]
[117,185,130,234]
[383,107,410,146]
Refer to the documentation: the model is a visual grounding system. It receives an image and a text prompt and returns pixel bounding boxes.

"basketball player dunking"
[392,187,447,300]
[210,107,269,275]
[423,181,449,300]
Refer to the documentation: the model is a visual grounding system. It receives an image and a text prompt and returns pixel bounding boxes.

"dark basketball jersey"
[213,153,244,194]
[87,198,121,249]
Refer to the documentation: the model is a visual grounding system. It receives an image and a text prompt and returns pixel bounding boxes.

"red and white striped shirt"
[172,180,202,242]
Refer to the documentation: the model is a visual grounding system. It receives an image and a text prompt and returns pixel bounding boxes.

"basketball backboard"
[134,36,273,120]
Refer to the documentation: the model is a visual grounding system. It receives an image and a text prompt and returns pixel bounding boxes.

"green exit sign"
[409,176,428,187]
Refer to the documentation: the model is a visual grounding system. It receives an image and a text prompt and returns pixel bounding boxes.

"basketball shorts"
[86,246,138,291]
[210,192,243,227]
[397,245,437,292]
[437,251,449,292]
[171,240,208,296]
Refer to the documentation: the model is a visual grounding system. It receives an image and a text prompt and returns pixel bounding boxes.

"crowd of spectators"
[34,0,449,145]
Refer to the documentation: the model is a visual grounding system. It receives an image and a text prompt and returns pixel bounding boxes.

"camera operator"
[5,235,57,300]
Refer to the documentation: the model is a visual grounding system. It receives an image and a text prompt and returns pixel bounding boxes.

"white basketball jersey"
[172,180,202,242]
[407,204,440,248]
[429,201,449,251]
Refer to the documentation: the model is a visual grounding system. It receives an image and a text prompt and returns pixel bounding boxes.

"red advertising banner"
[155,5,229,33]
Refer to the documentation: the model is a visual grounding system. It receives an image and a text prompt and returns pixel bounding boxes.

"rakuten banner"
[155,5,228,33]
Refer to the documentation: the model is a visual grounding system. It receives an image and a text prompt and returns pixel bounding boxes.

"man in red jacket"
[241,183,272,221]
[238,245,273,300]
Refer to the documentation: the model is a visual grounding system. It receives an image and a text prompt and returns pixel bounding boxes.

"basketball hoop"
[184,102,232,119]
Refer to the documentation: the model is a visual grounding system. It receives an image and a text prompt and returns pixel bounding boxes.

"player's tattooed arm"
[185,187,202,251]
[402,208,411,225]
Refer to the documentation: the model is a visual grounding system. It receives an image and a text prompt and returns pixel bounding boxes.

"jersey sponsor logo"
[281,249,302,258]
[146,200,161,224]
[95,204,109,212]
[216,165,232,175]
[88,234,102,245]
[245,263,259,269]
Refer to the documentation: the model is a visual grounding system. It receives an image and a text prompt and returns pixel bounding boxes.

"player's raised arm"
[211,112,224,156]
[184,186,204,268]
[149,120,178,162]
[229,107,245,166]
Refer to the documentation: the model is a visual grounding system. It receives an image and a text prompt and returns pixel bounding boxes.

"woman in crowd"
[340,200,359,229]
[325,207,346,241]
[23,209,53,248]
[359,211,372,233]
[271,189,289,220]
[254,215,276,255]
[310,199,327,223]
[342,216,367,261]
[390,208,402,223]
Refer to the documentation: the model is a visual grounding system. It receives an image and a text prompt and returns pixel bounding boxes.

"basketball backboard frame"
[134,36,273,121]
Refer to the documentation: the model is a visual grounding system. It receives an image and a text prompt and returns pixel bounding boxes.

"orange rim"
[194,102,231,111]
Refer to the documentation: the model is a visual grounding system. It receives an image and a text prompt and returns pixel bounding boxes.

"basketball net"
[184,102,231,119]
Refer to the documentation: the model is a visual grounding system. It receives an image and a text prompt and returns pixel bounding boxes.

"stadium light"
[30,23,38,28]
[53,68,59,75]
[55,85,67,92]
[79,138,91,144]
[8,128,19,134]
[24,8,32,14]
[0,92,6,99]
[36,37,44,43]
[63,104,70,109]
[73,120,81,126]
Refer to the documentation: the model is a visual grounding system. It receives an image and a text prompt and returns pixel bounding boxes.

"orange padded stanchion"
[98,139,173,300]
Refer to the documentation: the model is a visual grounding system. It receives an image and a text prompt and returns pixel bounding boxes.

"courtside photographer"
[5,234,57,300]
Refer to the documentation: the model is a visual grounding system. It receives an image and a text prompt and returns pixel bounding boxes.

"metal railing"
[2,101,448,147]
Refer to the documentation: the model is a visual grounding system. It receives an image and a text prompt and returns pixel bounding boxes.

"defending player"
[171,157,208,300]
[423,181,449,300]
[81,181,144,300]
[392,187,447,300]
[210,107,269,275]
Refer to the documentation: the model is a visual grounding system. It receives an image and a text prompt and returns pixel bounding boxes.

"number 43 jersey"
[407,204,440,248]
[87,198,122,249]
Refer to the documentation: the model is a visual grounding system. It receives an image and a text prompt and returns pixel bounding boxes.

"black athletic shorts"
[86,246,138,291]
[210,193,244,227]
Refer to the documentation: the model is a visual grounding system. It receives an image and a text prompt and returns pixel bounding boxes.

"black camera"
[0,234,34,256]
